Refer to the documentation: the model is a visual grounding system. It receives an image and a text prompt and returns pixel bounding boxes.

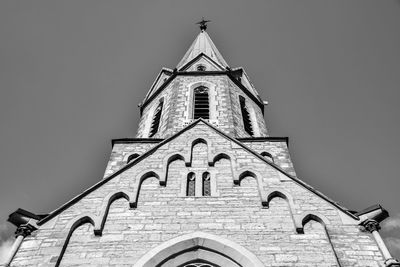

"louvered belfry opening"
[193,86,210,120]
[149,99,163,137]
[239,96,254,136]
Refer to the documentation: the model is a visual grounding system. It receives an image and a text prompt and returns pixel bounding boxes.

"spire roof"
[177,30,229,70]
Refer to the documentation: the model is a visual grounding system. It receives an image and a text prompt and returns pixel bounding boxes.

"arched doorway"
[134,232,264,267]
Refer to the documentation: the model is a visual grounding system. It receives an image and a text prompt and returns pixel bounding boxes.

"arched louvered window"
[127,153,140,164]
[149,99,163,137]
[239,96,253,136]
[187,172,196,196]
[202,172,211,196]
[193,86,209,120]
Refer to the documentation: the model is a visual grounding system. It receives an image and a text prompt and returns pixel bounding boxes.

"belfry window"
[187,172,196,196]
[149,99,163,137]
[239,96,254,136]
[193,86,210,120]
[202,172,211,196]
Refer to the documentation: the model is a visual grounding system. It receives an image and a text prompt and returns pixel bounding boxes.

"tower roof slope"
[177,30,229,70]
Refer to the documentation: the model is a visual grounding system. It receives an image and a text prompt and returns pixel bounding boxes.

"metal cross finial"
[196,17,211,31]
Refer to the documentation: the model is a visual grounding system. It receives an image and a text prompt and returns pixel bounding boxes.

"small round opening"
[196,65,206,71]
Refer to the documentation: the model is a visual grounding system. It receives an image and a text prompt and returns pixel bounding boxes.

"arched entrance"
[134,232,265,267]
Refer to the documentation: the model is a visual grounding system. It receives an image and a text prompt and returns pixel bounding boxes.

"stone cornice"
[237,137,289,147]
[111,138,163,147]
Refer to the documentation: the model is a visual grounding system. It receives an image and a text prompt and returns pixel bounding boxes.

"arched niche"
[56,215,96,267]
[161,153,187,185]
[131,171,161,208]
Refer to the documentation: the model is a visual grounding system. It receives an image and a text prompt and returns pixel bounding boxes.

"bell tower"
[136,21,268,139]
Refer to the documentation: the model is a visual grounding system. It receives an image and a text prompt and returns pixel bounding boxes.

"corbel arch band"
[236,169,267,206]
[56,215,96,267]
[187,137,213,166]
[95,190,133,235]
[161,153,188,185]
[131,170,162,208]
[295,212,330,234]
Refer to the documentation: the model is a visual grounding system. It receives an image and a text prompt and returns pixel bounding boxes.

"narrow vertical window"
[239,96,253,136]
[193,86,209,119]
[202,172,211,196]
[149,99,163,137]
[187,172,196,196]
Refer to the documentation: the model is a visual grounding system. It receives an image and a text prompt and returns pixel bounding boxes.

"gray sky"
[0,0,399,260]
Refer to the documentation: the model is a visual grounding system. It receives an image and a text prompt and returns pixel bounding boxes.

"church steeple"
[136,23,268,139]
[176,26,229,70]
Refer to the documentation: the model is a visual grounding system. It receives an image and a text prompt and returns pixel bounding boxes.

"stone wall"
[136,75,268,139]
[11,123,384,267]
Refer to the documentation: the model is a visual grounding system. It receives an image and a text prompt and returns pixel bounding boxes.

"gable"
[37,120,358,230]
[180,54,225,72]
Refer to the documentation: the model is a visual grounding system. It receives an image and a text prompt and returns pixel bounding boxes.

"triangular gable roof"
[144,68,173,101]
[38,119,358,225]
[177,30,228,70]
[179,53,226,72]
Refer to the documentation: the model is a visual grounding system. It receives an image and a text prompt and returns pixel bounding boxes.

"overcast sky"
[0,0,399,261]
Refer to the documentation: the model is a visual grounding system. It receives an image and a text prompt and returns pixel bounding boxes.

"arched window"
[127,153,140,164]
[193,86,209,120]
[149,99,163,137]
[239,96,253,136]
[202,172,211,196]
[187,172,196,196]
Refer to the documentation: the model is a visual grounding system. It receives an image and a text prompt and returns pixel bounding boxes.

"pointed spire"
[177,21,229,70]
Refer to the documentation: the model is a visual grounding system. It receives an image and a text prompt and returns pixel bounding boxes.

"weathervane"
[196,17,211,31]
